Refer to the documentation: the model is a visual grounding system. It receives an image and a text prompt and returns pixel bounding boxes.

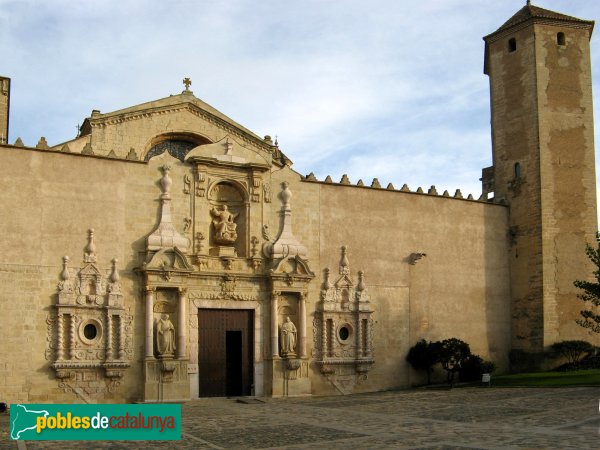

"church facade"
[0,3,598,403]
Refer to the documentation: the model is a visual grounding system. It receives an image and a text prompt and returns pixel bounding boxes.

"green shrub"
[459,355,496,382]
[551,340,593,365]
[406,339,440,385]
[480,360,496,374]
[438,338,471,386]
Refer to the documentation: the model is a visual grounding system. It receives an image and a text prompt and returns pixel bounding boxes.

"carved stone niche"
[313,246,374,393]
[50,230,132,384]
[207,181,247,257]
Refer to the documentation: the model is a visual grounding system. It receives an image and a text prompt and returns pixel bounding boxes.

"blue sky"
[1,0,599,199]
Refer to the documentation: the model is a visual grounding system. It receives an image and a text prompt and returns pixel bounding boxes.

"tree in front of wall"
[573,243,600,334]
[437,338,471,386]
[406,339,441,385]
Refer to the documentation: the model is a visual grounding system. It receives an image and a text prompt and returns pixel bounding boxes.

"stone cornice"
[88,102,276,157]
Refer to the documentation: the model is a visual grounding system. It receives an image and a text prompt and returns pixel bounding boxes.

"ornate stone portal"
[313,246,374,394]
[48,230,132,400]
[138,140,316,399]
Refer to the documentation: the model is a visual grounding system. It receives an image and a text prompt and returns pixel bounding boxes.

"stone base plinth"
[215,246,236,256]
[143,358,190,403]
[269,357,312,397]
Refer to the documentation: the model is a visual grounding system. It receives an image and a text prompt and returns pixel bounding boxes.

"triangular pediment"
[53,90,291,167]
[79,263,101,277]
[94,91,264,143]
[334,273,354,288]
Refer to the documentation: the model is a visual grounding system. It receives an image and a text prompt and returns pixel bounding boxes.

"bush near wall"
[551,340,599,371]
[407,338,496,385]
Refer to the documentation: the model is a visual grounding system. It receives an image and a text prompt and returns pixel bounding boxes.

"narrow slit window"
[514,162,521,178]
[508,38,517,53]
[557,32,566,46]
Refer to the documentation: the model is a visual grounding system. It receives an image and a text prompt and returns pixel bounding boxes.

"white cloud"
[1,0,599,199]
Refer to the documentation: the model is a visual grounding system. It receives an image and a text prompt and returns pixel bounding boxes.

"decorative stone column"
[177,288,187,359]
[56,313,64,361]
[118,314,125,360]
[69,314,76,359]
[106,314,113,359]
[298,292,307,358]
[145,287,155,358]
[271,292,279,357]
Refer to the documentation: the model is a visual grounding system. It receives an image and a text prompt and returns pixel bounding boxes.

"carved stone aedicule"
[314,246,374,392]
[207,181,246,257]
[276,293,298,358]
[50,230,132,384]
[153,290,178,358]
[280,316,297,358]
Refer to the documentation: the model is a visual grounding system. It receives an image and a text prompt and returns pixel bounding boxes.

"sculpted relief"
[210,205,238,244]
[156,314,176,357]
[280,316,297,357]
[208,182,246,257]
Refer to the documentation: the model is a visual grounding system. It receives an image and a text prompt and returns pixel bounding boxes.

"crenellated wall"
[0,142,512,402]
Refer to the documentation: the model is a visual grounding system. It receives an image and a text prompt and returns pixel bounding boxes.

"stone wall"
[0,144,514,402]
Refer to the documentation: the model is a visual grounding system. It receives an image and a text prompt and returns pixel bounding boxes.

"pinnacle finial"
[183,77,192,91]
[61,256,70,281]
[84,229,97,263]
[340,245,350,275]
[110,258,120,283]
[526,0,531,6]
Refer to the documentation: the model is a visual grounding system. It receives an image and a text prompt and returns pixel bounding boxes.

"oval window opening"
[339,326,350,340]
[84,324,97,340]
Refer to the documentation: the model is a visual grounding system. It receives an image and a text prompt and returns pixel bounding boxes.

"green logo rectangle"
[10,404,181,440]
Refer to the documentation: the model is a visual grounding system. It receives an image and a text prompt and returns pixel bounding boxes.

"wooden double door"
[198,309,254,397]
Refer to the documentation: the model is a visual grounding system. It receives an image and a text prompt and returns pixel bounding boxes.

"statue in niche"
[280,316,297,357]
[210,205,238,244]
[156,314,176,357]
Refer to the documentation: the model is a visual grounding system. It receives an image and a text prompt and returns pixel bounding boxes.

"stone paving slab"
[1,387,599,449]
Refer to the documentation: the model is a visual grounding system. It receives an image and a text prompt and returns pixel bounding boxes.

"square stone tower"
[0,76,9,144]
[484,2,598,367]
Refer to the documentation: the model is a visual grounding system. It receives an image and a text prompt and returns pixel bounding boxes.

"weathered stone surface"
[0,3,597,405]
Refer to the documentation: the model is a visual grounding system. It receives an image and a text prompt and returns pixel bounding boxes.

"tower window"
[557,32,566,46]
[514,162,521,178]
[508,38,517,53]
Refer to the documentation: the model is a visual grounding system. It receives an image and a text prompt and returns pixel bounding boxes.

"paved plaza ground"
[1,387,599,449]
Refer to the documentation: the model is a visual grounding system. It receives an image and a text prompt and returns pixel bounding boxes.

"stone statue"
[156,314,176,357]
[210,205,238,244]
[280,316,297,356]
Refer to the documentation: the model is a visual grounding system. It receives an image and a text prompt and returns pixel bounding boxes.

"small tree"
[573,243,600,334]
[406,339,440,385]
[551,340,593,365]
[437,338,471,386]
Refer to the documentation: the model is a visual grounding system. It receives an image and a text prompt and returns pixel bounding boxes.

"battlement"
[302,172,504,205]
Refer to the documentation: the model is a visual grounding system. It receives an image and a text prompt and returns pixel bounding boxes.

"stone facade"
[0,4,598,403]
